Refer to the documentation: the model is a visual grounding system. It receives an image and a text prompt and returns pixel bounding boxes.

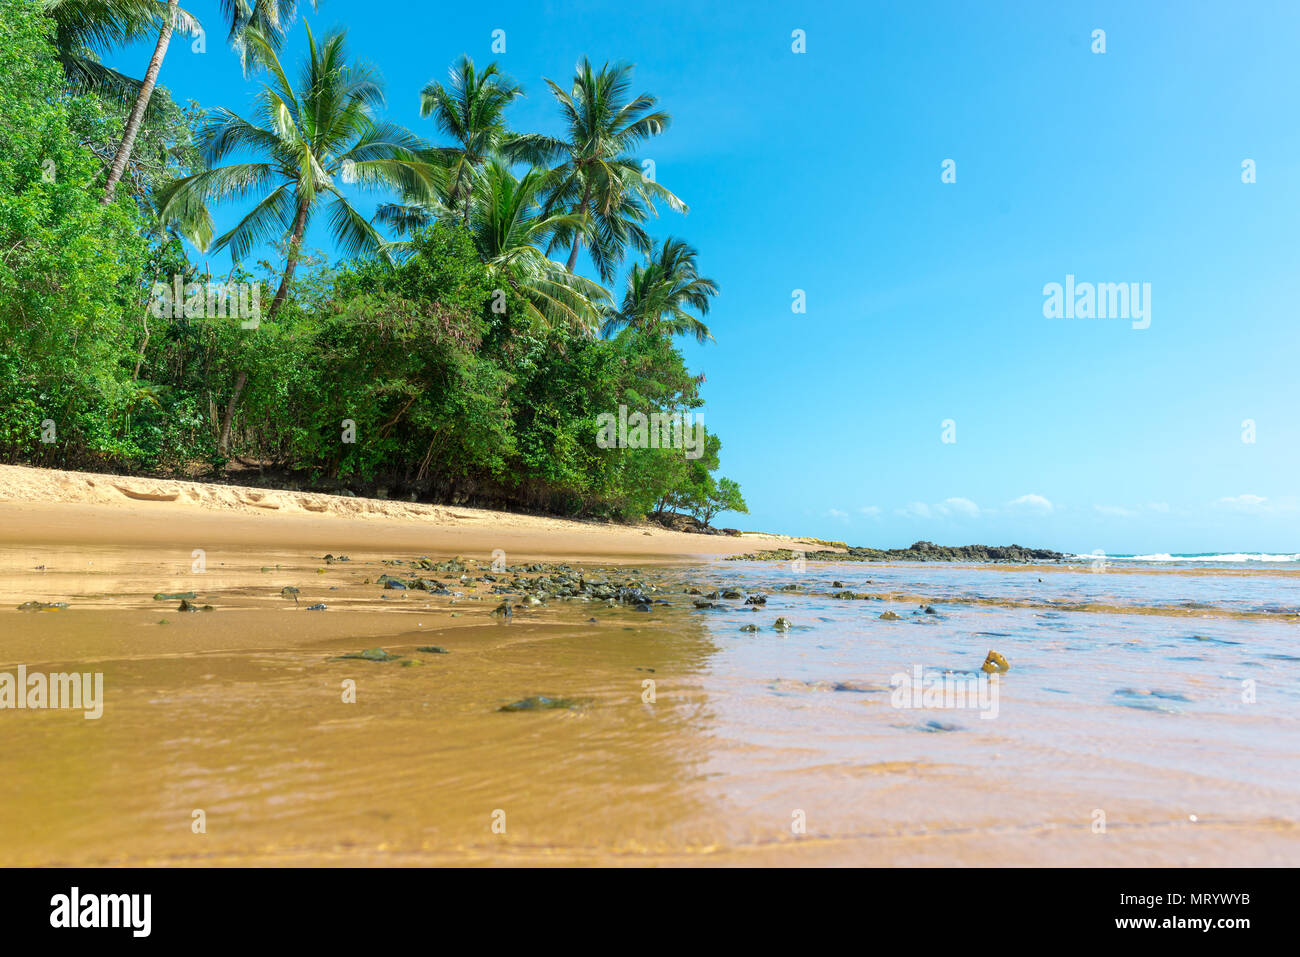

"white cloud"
[896,498,980,520]
[941,497,981,518]
[1008,493,1054,514]
[858,506,882,518]
[1217,494,1268,511]
[826,508,848,520]
[1094,504,1135,517]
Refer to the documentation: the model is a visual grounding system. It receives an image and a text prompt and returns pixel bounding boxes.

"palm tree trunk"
[101,0,178,205]
[218,196,310,455]
[565,180,593,271]
[268,197,311,317]
[216,370,246,457]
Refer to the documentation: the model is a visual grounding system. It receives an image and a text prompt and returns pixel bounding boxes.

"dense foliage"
[0,0,747,526]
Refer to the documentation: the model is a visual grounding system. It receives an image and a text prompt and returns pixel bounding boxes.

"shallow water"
[1,547,1297,865]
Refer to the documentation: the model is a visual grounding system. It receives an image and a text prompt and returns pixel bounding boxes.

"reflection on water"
[1,548,1298,865]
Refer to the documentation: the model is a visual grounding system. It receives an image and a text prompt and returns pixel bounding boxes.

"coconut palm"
[100,0,198,203]
[516,57,685,282]
[96,1,314,203]
[419,56,524,222]
[470,161,610,333]
[44,0,172,109]
[157,24,435,452]
[601,238,717,344]
[218,1,317,75]
[376,161,609,334]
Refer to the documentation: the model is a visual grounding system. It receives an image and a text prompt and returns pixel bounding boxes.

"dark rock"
[728,541,1066,564]
[335,648,399,661]
[17,601,67,611]
[498,695,588,712]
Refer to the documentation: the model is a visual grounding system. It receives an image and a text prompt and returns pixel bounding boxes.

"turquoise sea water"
[659,558,1300,856]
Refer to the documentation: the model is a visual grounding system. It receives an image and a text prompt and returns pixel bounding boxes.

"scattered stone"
[335,648,400,662]
[773,617,793,631]
[306,603,327,611]
[416,646,450,654]
[498,695,588,712]
[917,720,962,732]
[17,601,67,611]
[879,611,901,621]
[981,650,1009,674]
[739,624,759,632]
[154,592,196,601]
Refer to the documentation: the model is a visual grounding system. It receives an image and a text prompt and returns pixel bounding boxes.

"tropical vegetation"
[1,0,746,526]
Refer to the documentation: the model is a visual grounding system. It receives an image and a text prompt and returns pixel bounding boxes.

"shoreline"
[0,464,822,561]
[2,464,1297,867]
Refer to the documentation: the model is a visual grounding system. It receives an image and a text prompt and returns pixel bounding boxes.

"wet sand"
[2,467,1296,866]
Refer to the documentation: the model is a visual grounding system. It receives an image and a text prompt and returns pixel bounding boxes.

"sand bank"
[0,465,822,561]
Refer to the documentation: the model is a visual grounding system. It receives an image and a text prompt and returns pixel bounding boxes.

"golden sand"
[2,465,1296,866]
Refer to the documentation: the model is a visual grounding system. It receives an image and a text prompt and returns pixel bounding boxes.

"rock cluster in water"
[729,540,1065,564]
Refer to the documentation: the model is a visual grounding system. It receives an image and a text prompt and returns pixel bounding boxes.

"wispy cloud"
[1008,493,1053,514]
[1094,502,1169,518]
[896,497,981,520]
[1217,494,1269,512]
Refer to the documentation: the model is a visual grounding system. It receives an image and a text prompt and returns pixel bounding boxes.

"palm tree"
[157,24,435,453]
[470,162,610,333]
[419,56,524,223]
[45,0,169,109]
[517,57,685,282]
[218,1,317,75]
[601,238,717,344]
[100,0,194,203]
[376,161,609,334]
[99,1,316,203]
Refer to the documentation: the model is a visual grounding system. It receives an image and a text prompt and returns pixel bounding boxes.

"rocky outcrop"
[728,540,1066,564]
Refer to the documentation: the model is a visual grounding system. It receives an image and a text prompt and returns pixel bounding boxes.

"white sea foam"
[1069,552,1300,563]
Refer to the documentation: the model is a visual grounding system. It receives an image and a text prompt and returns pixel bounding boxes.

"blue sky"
[108,0,1300,553]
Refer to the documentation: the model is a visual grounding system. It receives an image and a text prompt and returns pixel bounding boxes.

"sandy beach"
[0,464,820,558]
[3,464,1298,867]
